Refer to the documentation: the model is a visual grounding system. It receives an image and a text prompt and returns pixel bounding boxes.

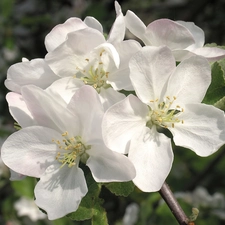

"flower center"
[146,96,184,129]
[52,132,91,168]
[76,50,111,93]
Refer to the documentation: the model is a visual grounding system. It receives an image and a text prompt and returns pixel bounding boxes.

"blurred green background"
[0,0,225,224]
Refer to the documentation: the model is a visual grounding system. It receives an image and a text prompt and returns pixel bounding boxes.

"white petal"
[46,77,84,104]
[176,21,205,49]
[102,95,148,154]
[6,92,35,128]
[129,46,176,104]
[99,88,126,111]
[1,126,61,177]
[45,17,88,52]
[35,164,87,220]
[68,86,104,143]
[125,10,148,44]
[21,85,80,135]
[109,40,142,90]
[172,49,197,61]
[4,79,21,93]
[6,58,58,92]
[166,56,211,106]
[145,19,195,50]
[45,28,106,77]
[84,16,103,33]
[171,103,225,156]
[87,144,136,182]
[95,42,120,68]
[66,28,105,54]
[107,1,125,43]
[129,127,173,192]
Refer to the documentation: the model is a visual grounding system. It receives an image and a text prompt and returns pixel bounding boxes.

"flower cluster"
[1,1,225,221]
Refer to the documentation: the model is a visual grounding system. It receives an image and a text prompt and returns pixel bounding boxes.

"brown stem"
[159,182,189,225]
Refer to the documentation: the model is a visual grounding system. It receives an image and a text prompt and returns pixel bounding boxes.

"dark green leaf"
[202,62,225,105]
[91,200,108,225]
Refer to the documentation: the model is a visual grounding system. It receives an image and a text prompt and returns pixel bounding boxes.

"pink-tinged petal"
[21,85,80,135]
[1,126,62,177]
[35,164,87,220]
[129,127,173,192]
[166,56,211,107]
[176,21,205,49]
[84,16,103,34]
[87,144,136,182]
[102,95,148,154]
[6,92,35,128]
[99,88,126,111]
[129,46,176,104]
[110,40,142,90]
[107,1,125,43]
[192,47,225,62]
[68,86,104,143]
[145,19,195,50]
[125,10,148,43]
[46,77,84,104]
[5,58,59,93]
[170,103,225,157]
[45,18,88,52]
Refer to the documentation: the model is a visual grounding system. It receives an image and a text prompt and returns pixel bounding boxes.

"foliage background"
[0,0,225,224]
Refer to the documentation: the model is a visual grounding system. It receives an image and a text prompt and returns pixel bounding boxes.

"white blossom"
[2,85,135,220]
[102,46,225,192]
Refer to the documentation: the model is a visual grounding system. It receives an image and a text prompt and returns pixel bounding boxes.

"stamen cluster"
[52,132,91,168]
[147,96,184,129]
[78,50,111,92]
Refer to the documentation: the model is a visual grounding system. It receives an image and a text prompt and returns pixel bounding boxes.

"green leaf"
[52,217,74,225]
[214,96,225,110]
[218,57,225,74]
[204,43,225,50]
[104,181,134,197]
[202,62,225,105]
[92,202,108,225]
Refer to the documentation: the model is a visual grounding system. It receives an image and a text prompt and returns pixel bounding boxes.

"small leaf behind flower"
[104,181,135,197]
[202,62,225,105]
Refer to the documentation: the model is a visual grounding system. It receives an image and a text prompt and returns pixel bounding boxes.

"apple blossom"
[102,46,225,192]
[1,85,135,220]
[125,10,225,61]
[45,27,141,109]
[43,2,141,109]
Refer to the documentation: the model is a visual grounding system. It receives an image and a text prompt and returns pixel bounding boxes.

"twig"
[159,182,189,225]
